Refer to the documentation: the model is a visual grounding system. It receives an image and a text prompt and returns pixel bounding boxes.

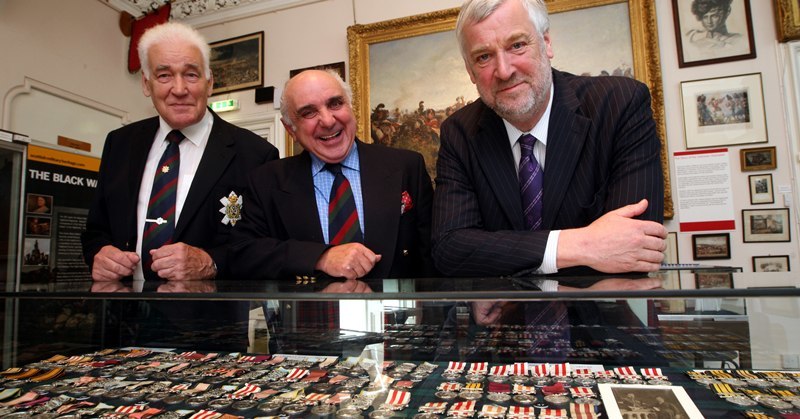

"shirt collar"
[310,140,360,175]
[504,82,554,147]
[157,110,212,147]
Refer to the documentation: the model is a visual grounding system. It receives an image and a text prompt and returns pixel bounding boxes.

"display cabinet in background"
[1,271,799,417]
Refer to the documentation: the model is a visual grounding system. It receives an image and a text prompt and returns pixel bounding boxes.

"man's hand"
[315,243,382,280]
[471,301,509,325]
[90,281,132,292]
[320,278,373,293]
[157,280,217,293]
[92,245,139,281]
[150,242,216,281]
[558,199,667,273]
[559,277,664,292]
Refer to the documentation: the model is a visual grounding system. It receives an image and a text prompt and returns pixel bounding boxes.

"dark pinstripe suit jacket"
[432,69,663,277]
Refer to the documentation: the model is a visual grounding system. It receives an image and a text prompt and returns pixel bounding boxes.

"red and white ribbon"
[489,365,509,376]
[385,389,411,408]
[115,405,146,414]
[445,361,466,372]
[570,387,595,398]
[513,362,529,376]
[468,362,487,374]
[641,368,664,379]
[227,383,261,399]
[508,405,534,417]
[531,363,549,377]
[420,402,447,413]
[570,403,599,419]
[188,410,222,419]
[513,383,536,394]
[284,368,309,381]
[613,366,637,378]
[480,404,507,416]
[539,408,568,418]
[572,368,593,378]
[550,363,570,377]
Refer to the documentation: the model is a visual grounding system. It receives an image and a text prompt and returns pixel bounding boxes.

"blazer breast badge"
[219,191,242,226]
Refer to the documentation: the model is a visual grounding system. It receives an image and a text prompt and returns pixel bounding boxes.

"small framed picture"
[680,73,767,149]
[691,233,731,260]
[740,146,777,171]
[25,216,51,237]
[672,0,756,68]
[26,193,53,215]
[748,174,774,204]
[742,208,791,242]
[695,272,734,289]
[209,31,264,96]
[752,255,790,272]
[599,384,704,419]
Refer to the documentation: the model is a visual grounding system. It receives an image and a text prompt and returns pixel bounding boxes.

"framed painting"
[695,271,734,289]
[740,146,777,172]
[347,0,674,219]
[691,233,731,260]
[209,31,264,96]
[774,0,800,42]
[680,73,767,149]
[748,174,774,204]
[742,208,791,243]
[753,255,790,272]
[672,0,756,67]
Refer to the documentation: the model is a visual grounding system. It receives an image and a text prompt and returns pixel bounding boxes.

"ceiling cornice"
[100,0,325,28]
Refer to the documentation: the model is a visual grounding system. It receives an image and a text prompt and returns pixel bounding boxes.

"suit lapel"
[359,142,400,268]
[176,112,235,237]
[473,107,525,229]
[543,70,590,228]
[274,153,325,241]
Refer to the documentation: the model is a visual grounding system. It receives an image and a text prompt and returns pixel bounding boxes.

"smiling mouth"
[319,130,342,141]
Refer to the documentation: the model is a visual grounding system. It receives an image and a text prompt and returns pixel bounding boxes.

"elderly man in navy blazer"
[82,22,278,282]
[432,0,668,277]
[229,70,434,286]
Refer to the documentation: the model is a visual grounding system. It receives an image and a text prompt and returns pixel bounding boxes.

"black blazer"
[81,110,279,276]
[228,140,435,280]
[432,70,663,276]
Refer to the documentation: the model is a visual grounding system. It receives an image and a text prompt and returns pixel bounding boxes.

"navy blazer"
[81,110,279,277]
[432,70,663,276]
[228,140,435,280]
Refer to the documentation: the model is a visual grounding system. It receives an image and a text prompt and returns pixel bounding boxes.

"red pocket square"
[401,191,413,214]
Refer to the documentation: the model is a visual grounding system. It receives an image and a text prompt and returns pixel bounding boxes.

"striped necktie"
[326,163,363,244]
[142,130,184,280]
[519,134,543,231]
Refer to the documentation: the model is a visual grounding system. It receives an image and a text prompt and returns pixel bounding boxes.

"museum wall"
[0,0,796,278]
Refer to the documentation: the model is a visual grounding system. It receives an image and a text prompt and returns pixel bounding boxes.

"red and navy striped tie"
[326,163,363,244]
[142,130,184,280]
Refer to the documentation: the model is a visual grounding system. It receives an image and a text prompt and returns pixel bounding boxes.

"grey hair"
[280,69,353,130]
[138,21,212,80]
[455,0,550,60]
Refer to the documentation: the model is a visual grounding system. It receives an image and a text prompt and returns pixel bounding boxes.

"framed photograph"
[209,31,264,96]
[753,255,790,272]
[680,73,767,149]
[740,146,777,171]
[672,0,756,67]
[348,0,675,219]
[599,384,704,419]
[748,174,774,204]
[695,271,734,289]
[25,216,51,237]
[691,233,731,260]
[774,0,800,42]
[26,193,52,215]
[742,208,791,242]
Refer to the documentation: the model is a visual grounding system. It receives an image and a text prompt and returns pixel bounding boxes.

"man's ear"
[141,73,152,97]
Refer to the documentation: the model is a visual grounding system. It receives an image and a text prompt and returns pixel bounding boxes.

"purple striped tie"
[519,134,543,231]
[142,130,184,280]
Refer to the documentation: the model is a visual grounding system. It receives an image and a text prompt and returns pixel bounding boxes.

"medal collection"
[687,369,800,416]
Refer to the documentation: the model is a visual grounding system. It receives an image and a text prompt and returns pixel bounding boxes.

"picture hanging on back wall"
[752,255,790,272]
[740,146,777,172]
[680,73,767,149]
[209,32,264,96]
[672,0,756,67]
[748,174,774,204]
[742,208,791,243]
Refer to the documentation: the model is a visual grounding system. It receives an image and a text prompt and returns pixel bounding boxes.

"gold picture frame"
[775,0,800,42]
[347,0,673,219]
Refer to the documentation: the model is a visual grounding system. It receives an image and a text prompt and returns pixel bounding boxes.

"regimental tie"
[518,133,543,231]
[142,130,184,280]
[326,163,363,245]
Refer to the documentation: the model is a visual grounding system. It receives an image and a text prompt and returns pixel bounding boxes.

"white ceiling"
[99,0,323,27]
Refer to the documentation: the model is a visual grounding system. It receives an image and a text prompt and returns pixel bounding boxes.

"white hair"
[138,21,211,79]
[455,0,550,60]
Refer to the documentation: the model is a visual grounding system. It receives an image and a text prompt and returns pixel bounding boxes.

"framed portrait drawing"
[209,32,264,96]
[691,233,731,260]
[740,146,777,171]
[752,255,790,272]
[774,0,800,42]
[695,271,734,289]
[348,0,675,219]
[672,0,756,67]
[680,73,767,149]
[599,384,704,419]
[748,174,774,204]
[742,208,791,242]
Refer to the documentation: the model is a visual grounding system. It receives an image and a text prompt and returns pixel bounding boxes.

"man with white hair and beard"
[432,0,668,279]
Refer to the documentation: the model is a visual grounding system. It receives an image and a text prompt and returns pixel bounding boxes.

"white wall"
[0,0,796,275]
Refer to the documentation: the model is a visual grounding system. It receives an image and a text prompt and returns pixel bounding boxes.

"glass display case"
[1,271,798,418]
